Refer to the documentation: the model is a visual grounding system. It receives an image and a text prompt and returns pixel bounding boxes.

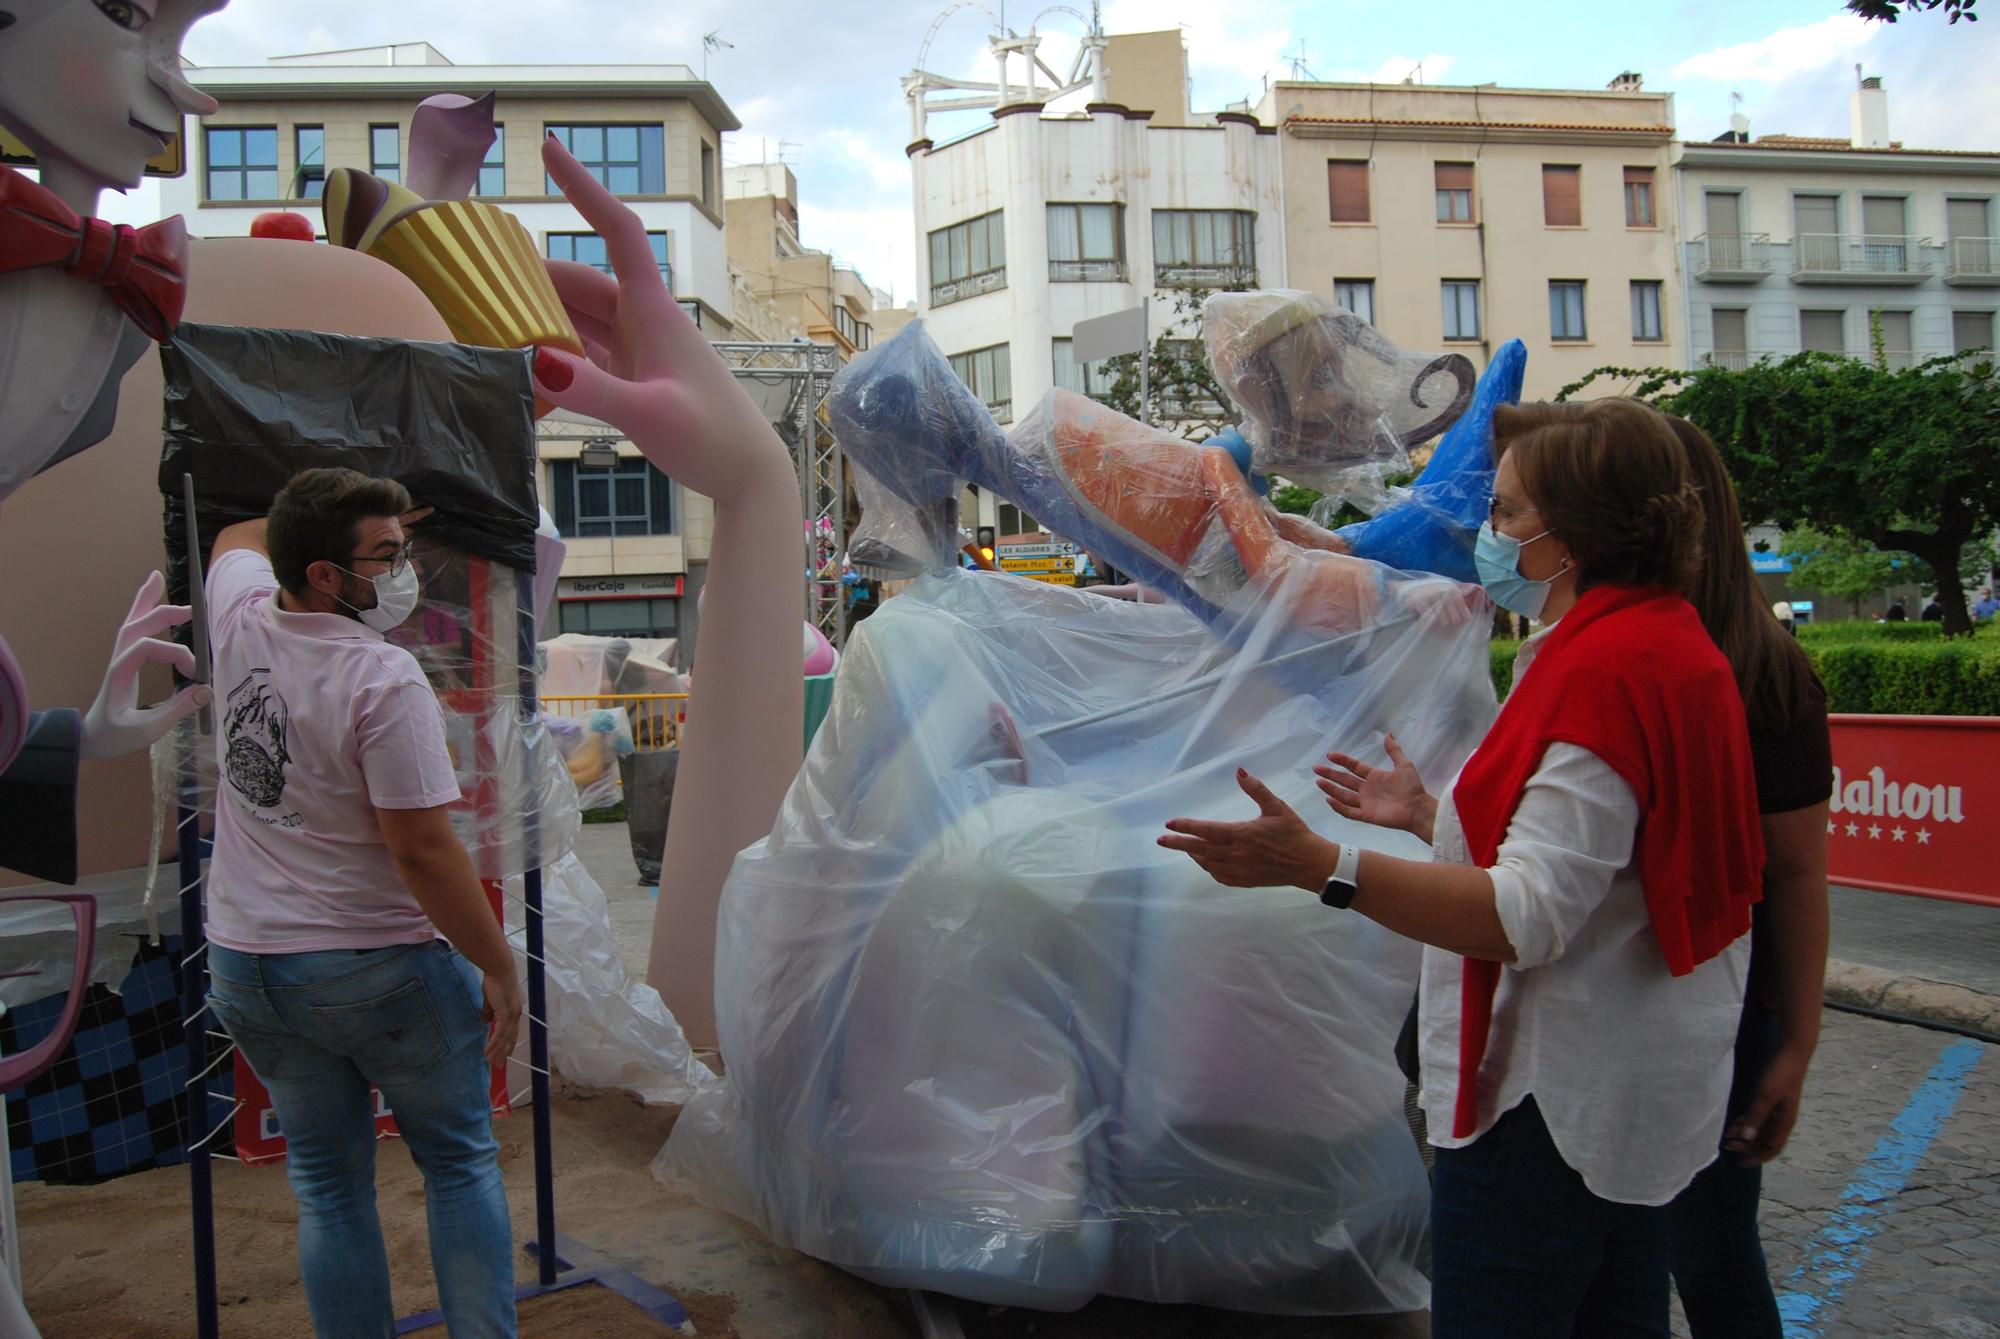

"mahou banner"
[1826,715,1998,907]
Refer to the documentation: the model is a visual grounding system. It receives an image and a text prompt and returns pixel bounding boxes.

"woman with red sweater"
[1160,398,1764,1338]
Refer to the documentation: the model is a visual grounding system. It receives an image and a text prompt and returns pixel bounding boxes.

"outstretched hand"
[1158,768,1334,891]
[80,571,212,760]
[530,135,790,504]
[1316,732,1435,841]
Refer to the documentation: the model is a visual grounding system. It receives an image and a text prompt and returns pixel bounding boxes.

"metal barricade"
[542,693,689,752]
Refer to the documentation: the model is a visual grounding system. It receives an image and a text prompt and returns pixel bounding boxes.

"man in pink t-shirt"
[202,467,523,1338]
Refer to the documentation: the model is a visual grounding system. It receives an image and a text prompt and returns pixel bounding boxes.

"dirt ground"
[14,1088,897,1338]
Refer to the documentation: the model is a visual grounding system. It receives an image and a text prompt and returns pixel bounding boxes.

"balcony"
[1692,233,1771,284]
[1705,349,1751,371]
[930,267,1007,308]
[1944,237,2000,287]
[1049,259,1127,283]
[1790,234,1933,285]
[1155,263,1258,290]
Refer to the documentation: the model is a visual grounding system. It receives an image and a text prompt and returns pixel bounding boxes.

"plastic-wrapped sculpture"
[0,0,229,881]
[655,314,1525,1312]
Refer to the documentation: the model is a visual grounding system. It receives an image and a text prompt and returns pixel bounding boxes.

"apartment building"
[158,43,745,643]
[724,162,878,359]
[1257,75,1681,400]
[909,31,1284,534]
[1676,76,2000,374]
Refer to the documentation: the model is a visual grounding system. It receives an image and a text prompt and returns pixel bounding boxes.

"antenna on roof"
[702,30,734,80]
[1281,37,1318,82]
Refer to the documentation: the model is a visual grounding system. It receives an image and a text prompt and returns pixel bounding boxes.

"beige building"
[724,162,877,359]
[1257,78,1682,398]
[157,43,748,643]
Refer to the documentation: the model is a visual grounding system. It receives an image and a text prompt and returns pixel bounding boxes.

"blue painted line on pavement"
[1775,1036,1986,1337]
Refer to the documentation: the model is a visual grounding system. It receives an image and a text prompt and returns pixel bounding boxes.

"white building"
[158,43,745,644]
[908,31,1284,536]
[1675,75,2000,373]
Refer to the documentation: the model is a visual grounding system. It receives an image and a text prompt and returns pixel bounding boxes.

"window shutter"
[550,461,576,535]
[1947,198,1989,241]
[1862,196,1905,239]
[1435,162,1473,192]
[1542,166,1581,226]
[1328,160,1370,223]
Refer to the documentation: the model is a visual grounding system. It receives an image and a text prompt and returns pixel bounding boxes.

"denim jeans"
[1667,1002,1785,1338]
[208,940,516,1338]
[1430,1096,1672,1339]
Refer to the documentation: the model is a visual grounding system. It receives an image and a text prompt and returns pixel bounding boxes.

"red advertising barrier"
[1826,714,2000,908]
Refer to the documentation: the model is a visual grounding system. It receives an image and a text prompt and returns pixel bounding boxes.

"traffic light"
[976,525,996,563]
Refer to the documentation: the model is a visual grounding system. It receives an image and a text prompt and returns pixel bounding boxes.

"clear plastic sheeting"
[154,535,578,882]
[538,634,682,696]
[503,853,716,1105]
[826,322,1449,637]
[545,710,632,812]
[1203,290,1476,498]
[657,558,1498,1314]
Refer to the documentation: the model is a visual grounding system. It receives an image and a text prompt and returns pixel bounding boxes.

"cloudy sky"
[105,0,1997,301]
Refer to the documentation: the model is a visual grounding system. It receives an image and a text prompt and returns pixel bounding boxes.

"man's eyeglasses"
[1487,495,1541,525]
[344,545,414,577]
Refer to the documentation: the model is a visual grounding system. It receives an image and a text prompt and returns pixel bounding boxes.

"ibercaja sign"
[1825,715,1996,907]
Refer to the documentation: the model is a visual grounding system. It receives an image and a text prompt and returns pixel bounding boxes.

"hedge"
[1488,623,2000,716]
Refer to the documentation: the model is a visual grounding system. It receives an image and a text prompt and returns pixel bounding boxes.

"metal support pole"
[178,787,219,1339]
[517,570,557,1287]
[1138,299,1151,428]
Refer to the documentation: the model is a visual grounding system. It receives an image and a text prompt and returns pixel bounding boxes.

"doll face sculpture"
[0,0,222,204]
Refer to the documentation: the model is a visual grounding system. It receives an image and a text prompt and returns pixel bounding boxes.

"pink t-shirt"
[204,549,462,953]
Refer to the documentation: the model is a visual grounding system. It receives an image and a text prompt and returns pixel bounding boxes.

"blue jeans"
[1430,1096,1671,1339]
[208,940,516,1338]
[1667,1003,1784,1338]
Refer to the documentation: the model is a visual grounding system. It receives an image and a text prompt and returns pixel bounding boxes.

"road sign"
[1071,305,1148,364]
[1000,555,1077,574]
[996,540,1077,560]
[1022,572,1078,586]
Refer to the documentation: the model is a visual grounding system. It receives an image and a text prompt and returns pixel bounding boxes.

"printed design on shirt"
[223,669,292,808]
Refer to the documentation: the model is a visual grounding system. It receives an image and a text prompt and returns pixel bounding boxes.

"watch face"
[1320,876,1357,910]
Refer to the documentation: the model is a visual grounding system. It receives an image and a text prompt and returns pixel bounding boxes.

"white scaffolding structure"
[902,3,1107,144]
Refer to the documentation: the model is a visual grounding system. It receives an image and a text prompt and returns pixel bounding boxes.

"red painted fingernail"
[534,347,573,392]
[1236,767,1247,779]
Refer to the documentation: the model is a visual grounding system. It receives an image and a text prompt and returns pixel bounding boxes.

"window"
[293,126,324,200]
[1047,203,1125,281]
[549,456,675,538]
[1948,198,1997,277]
[1434,163,1473,224]
[370,124,400,184]
[1156,339,1226,417]
[948,344,1011,419]
[472,125,505,196]
[559,597,679,637]
[544,124,666,195]
[701,142,715,209]
[1550,281,1588,341]
[1710,308,1748,369]
[996,502,1041,538]
[1794,195,1840,270]
[1871,308,1913,368]
[1800,309,1846,355]
[1623,167,1656,227]
[1152,209,1257,285]
[546,231,672,290]
[1328,159,1371,223]
[1442,280,1480,341]
[1334,278,1375,325]
[1954,309,1995,354]
[928,210,1007,306]
[1542,165,1582,227]
[833,305,860,347]
[1052,337,1118,399]
[1630,281,1663,342]
[205,126,277,201]
[1861,195,1909,270]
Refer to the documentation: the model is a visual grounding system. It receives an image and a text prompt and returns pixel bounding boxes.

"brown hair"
[1663,415,1820,735]
[266,467,411,596]
[1491,398,1703,594]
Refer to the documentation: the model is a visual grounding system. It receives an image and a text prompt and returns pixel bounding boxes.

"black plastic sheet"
[157,324,539,603]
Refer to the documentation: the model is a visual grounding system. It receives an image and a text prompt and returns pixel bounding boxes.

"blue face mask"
[1474,521,1567,620]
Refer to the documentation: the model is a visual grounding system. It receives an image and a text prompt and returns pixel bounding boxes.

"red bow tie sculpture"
[0,164,187,341]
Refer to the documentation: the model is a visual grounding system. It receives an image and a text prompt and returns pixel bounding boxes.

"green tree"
[1561,352,2000,636]
[1100,284,1241,441]
[1777,525,1908,617]
[1847,0,1977,21]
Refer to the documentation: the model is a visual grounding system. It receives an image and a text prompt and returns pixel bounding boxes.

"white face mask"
[334,562,420,632]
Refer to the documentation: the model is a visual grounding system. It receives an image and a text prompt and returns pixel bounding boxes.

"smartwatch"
[1319,842,1361,910]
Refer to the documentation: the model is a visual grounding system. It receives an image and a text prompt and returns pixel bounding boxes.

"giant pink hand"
[79,571,212,760]
[531,135,793,503]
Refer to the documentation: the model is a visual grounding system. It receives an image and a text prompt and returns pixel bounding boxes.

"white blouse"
[1416,626,1750,1206]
